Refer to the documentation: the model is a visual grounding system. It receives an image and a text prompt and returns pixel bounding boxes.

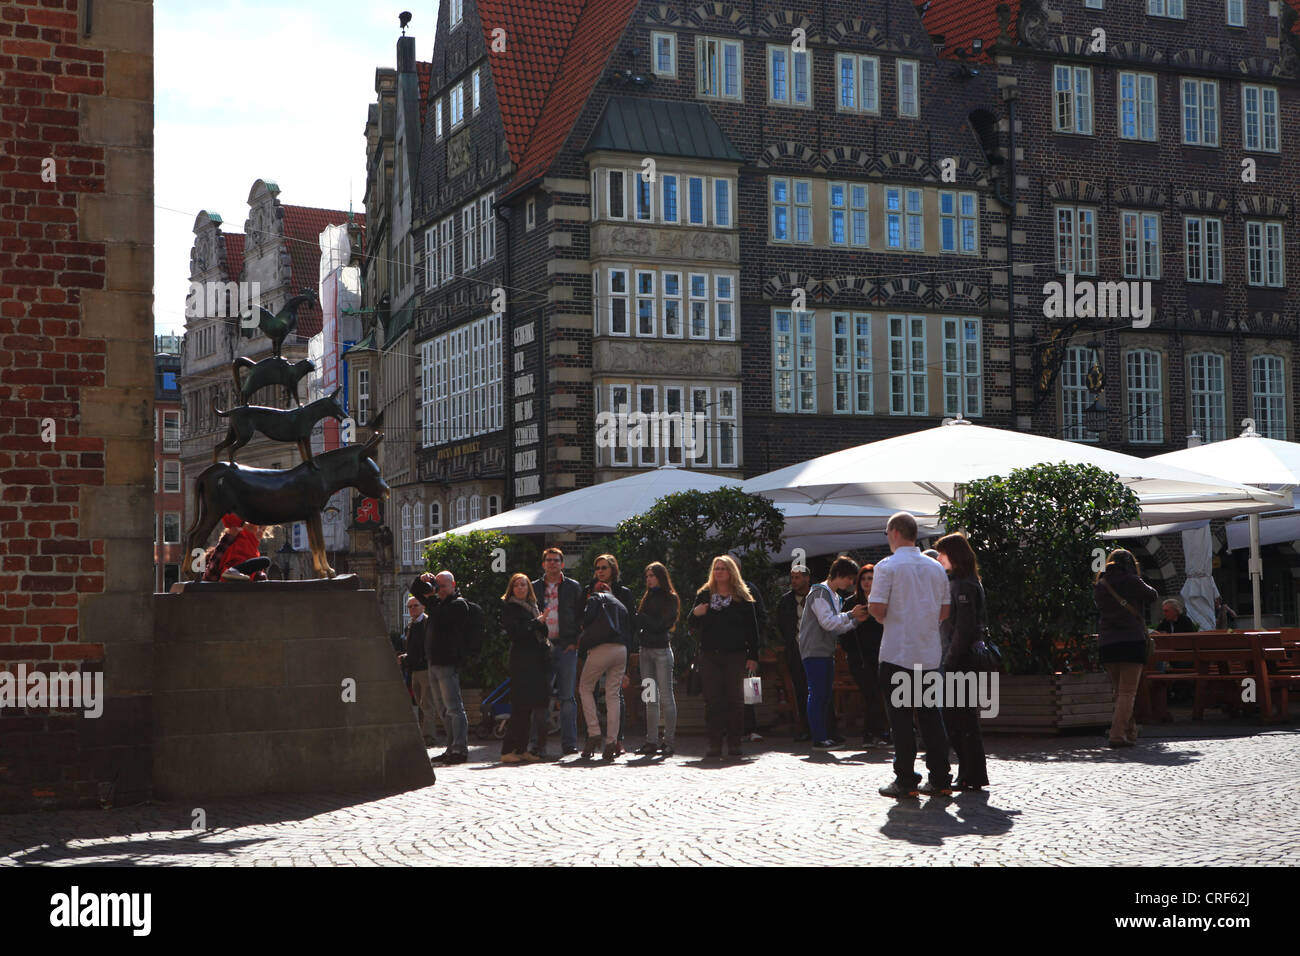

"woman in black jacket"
[636,562,680,756]
[499,573,553,764]
[840,564,890,748]
[934,533,990,790]
[1094,548,1158,748]
[689,555,760,760]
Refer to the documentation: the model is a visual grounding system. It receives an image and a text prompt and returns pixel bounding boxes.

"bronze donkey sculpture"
[232,355,315,406]
[212,386,347,469]
[185,417,389,580]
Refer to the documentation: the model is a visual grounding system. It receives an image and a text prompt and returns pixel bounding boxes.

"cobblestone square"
[3,725,1295,867]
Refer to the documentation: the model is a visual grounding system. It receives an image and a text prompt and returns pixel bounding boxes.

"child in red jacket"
[202,514,271,582]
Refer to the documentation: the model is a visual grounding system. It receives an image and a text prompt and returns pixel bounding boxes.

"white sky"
[154,0,442,336]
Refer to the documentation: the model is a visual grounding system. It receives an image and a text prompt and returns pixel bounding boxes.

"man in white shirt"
[869,512,953,798]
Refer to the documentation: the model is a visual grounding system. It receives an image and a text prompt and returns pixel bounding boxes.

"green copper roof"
[583,96,744,162]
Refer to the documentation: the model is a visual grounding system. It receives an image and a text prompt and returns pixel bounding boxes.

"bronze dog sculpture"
[212,386,347,469]
[185,419,389,579]
[232,355,315,406]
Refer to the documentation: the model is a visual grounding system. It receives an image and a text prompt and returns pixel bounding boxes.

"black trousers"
[846,639,889,738]
[944,701,988,786]
[699,650,746,751]
[784,641,837,737]
[502,690,548,755]
[879,661,950,787]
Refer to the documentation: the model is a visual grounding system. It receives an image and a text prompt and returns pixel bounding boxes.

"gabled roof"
[223,233,245,280]
[281,205,355,337]
[585,97,744,162]
[922,0,1017,62]
[476,0,640,195]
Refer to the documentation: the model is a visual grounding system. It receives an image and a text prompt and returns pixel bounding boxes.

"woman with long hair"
[840,563,891,748]
[499,573,553,763]
[636,562,681,756]
[688,555,760,760]
[1094,548,1158,748]
[933,533,990,790]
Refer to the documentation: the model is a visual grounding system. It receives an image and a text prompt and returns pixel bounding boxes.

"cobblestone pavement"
[3,726,1296,866]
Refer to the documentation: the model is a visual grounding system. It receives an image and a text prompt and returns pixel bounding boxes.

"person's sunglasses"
[595,565,610,571]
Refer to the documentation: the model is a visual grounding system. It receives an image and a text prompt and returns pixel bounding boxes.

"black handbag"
[969,583,1002,673]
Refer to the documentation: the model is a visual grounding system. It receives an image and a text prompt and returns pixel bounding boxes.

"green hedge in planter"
[938,462,1141,676]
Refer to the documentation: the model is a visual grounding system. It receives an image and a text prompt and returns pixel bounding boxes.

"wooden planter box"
[983,671,1114,734]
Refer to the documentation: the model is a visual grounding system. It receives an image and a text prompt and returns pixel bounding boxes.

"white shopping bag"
[742,676,762,705]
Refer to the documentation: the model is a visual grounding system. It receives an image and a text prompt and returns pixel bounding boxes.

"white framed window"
[1055,205,1097,275]
[943,317,982,417]
[889,314,927,415]
[829,183,848,246]
[1085,0,1104,7]
[413,503,424,557]
[609,385,631,466]
[607,169,627,220]
[1126,350,1163,444]
[479,196,495,262]
[1184,216,1223,284]
[424,226,437,289]
[691,387,712,467]
[1226,0,1245,26]
[472,68,481,115]
[768,44,810,107]
[486,496,500,517]
[837,54,880,113]
[1062,346,1100,442]
[1181,78,1219,146]
[897,60,919,117]
[450,83,465,127]
[697,36,742,101]
[439,216,454,285]
[795,179,812,243]
[470,496,481,523]
[163,460,180,493]
[163,410,180,452]
[1121,210,1160,279]
[401,503,412,567]
[1188,353,1227,443]
[636,270,656,337]
[716,387,737,468]
[850,184,868,247]
[635,172,654,222]
[714,274,734,340]
[652,32,676,77]
[886,188,903,249]
[661,174,679,224]
[940,191,978,254]
[713,178,731,227]
[772,309,816,413]
[462,202,478,272]
[1118,72,1157,141]
[832,312,872,414]
[450,0,464,28]
[525,198,536,231]
[455,497,467,527]
[609,268,630,336]
[663,272,683,338]
[357,368,370,426]
[1147,0,1184,16]
[421,341,434,446]
[1246,221,1284,287]
[435,97,443,140]
[688,273,709,339]
[163,512,180,545]
[687,176,706,225]
[1242,85,1280,152]
[1252,355,1286,439]
[771,178,790,241]
[905,188,923,250]
[430,502,443,533]
[663,386,685,466]
[1054,64,1093,134]
[636,386,658,467]
[425,316,504,444]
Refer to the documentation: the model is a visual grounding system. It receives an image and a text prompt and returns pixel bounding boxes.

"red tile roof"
[505,0,640,193]
[922,0,1017,62]
[281,205,355,337]
[223,233,245,281]
[417,60,433,116]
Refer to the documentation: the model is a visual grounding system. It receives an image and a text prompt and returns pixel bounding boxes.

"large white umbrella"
[1152,425,1300,628]
[742,418,1289,525]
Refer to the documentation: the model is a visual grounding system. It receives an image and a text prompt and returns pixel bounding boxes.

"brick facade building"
[0,0,153,810]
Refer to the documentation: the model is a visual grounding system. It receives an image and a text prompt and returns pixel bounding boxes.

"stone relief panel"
[591,223,739,263]
[594,339,741,379]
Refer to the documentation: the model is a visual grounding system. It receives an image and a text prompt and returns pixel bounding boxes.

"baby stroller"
[475,678,512,740]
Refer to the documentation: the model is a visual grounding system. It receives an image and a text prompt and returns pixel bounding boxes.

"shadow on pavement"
[879,790,1021,846]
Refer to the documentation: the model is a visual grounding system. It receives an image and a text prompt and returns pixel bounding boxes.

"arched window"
[412,504,424,567]
[470,495,481,522]
[487,495,501,517]
[401,503,412,567]
[456,496,467,527]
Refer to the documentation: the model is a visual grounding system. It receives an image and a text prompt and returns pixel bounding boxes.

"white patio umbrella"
[1152,424,1300,628]
[743,418,1288,525]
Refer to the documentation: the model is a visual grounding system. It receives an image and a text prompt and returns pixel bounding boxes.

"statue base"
[151,585,433,801]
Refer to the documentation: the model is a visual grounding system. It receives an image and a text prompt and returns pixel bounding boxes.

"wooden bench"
[1141,631,1298,724]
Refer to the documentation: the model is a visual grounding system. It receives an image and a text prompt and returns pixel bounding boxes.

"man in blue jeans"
[412,570,471,765]
[532,548,586,755]
[797,555,869,750]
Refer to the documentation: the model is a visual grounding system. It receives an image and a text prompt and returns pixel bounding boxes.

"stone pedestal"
[151,581,432,800]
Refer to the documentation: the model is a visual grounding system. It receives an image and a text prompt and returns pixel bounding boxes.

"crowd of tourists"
[398,511,1183,797]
